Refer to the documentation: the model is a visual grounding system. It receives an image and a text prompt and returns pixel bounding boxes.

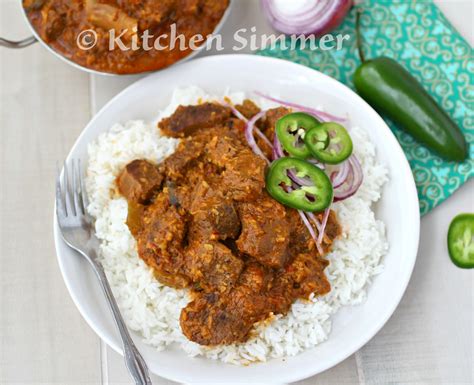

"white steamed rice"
[85,86,389,365]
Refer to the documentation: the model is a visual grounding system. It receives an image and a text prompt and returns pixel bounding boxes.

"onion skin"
[261,0,353,37]
[319,0,353,36]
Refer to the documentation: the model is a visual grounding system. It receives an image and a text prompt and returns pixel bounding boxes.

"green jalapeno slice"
[448,213,474,269]
[266,157,333,212]
[276,112,320,159]
[304,122,353,165]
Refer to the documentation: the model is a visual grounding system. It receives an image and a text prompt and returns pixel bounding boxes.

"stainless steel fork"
[56,159,152,385]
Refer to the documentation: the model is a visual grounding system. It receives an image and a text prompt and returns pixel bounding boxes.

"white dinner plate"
[53,54,420,383]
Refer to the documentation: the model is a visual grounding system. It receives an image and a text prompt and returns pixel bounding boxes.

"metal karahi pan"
[0,1,233,75]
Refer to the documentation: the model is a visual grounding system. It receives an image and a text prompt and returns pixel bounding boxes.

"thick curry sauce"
[23,0,229,74]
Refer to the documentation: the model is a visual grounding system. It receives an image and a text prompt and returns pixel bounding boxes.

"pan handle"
[0,36,37,48]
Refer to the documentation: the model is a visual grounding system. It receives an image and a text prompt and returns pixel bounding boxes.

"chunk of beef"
[235,99,261,119]
[170,170,225,215]
[126,201,145,237]
[117,0,176,31]
[161,136,205,181]
[23,0,47,11]
[117,159,163,203]
[236,194,291,268]
[261,107,291,141]
[189,179,240,241]
[222,150,266,201]
[222,117,246,134]
[158,103,232,137]
[318,210,342,255]
[255,252,330,317]
[287,209,341,256]
[236,262,274,293]
[324,210,342,243]
[287,208,314,255]
[38,2,67,42]
[204,127,246,166]
[202,127,266,201]
[180,263,274,345]
[184,241,243,293]
[137,194,190,288]
[180,292,251,345]
[283,253,330,298]
[85,1,138,41]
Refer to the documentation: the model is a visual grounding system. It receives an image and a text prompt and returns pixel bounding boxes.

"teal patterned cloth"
[258,0,473,215]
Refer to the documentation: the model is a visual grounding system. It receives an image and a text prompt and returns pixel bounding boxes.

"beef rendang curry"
[116,101,341,345]
[23,0,229,74]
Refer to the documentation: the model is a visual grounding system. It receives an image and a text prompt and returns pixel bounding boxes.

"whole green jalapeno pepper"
[353,9,467,162]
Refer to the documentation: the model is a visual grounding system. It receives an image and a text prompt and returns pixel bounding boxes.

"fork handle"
[84,251,152,385]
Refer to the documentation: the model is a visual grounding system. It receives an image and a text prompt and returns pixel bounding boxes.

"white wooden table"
[1,1,472,384]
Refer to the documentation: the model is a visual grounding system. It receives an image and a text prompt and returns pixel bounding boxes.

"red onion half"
[261,0,353,37]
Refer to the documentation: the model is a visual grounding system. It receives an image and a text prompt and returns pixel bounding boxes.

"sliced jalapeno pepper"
[304,123,353,165]
[266,157,333,212]
[276,112,320,159]
[448,213,474,269]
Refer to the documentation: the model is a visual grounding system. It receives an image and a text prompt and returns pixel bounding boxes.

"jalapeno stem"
[356,8,366,63]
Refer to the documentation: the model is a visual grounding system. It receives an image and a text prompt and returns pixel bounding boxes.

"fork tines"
[56,159,88,218]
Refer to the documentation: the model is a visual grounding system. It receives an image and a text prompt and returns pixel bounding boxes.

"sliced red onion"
[298,210,324,256]
[273,133,312,185]
[285,183,323,255]
[307,158,325,170]
[306,211,322,233]
[254,91,346,123]
[229,98,361,256]
[317,207,331,245]
[288,170,316,187]
[330,160,350,188]
[261,0,353,37]
[272,132,285,160]
[245,110,270,163]
[226,102,274,149]
[273,133,323,186]
[333,155,363,201]
[226,102,248,122]
[255,127,273,148]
